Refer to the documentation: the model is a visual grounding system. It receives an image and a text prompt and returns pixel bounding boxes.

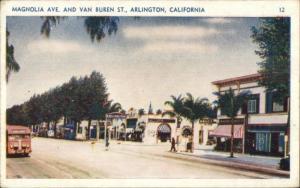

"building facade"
[177,118,217,151]
[210,73,288,156]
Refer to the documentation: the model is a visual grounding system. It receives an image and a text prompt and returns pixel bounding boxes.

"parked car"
[47,130,55,138]
[279,155,290,171]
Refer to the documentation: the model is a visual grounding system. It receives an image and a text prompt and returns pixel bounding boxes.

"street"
[6,137,283,179]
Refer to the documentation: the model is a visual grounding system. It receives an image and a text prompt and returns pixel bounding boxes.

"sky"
[6,17,261,111]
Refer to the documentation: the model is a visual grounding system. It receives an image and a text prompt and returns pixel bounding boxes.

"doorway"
[157,124,171,142]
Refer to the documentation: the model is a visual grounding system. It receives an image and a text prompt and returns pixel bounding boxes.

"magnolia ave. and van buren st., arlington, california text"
[11,6,205,13]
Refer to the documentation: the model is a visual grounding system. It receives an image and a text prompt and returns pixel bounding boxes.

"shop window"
[256,132,271,152]
[278,133,285,153]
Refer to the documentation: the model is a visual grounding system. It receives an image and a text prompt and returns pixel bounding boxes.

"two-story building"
[210,73,288,156]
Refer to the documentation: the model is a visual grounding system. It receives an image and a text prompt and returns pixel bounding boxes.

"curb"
[159,152,290,178]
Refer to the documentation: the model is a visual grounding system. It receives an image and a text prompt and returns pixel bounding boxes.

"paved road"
[6,138,283,179]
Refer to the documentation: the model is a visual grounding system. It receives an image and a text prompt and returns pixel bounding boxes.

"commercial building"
[177,118,217,151]
[210,73,288,156]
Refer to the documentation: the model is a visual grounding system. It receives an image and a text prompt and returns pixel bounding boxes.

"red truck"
[6,125,32,156]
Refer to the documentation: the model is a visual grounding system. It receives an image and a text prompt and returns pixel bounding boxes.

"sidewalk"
[179,148,281,169]
[172,147,290,177]
[107,140,289,177]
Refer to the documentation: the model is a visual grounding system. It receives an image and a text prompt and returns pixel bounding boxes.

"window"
[273,102,284,112]
[256,132,271,152]
[266,91,287,113]
[242,94,259,114]
[247,99,257,113]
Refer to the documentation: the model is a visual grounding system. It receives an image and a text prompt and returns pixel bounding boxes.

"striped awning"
[209,125,244,139]
[157,124,171,133]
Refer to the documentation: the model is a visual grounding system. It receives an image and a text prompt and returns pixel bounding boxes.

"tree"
[40,16,119,42]
[214,88,250,157]
[251,18,290,101]
[156,109,162,115]
[6,17,120,81]
[251,17,290,156]
[40,17,64,37]
[84,17,119,42]
[138,109,145,116]
[181,93,211,153]
[163,95,184,129]
[6,30,20,82]
[107,102,122,113]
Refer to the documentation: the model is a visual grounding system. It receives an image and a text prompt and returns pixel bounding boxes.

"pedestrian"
[250,140,255,155]
[170,137,177,152]
[105,130,110,151]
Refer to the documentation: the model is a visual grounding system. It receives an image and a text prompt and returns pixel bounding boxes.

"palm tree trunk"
[191,121,194,153]
[54,121,57,138]
[87,119,91,140]
[230,117,234,158]
[73,120,78,140]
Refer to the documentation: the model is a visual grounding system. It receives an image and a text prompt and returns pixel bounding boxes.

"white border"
[0,0,299,187]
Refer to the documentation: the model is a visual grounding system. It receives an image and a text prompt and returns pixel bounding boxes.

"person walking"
[105,130,110,151]
[170,137,177,152]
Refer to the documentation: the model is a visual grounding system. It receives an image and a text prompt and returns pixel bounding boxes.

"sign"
[219,118,244,125]
[148,118,176,123]
[12,130,26,134]
[199,119,216,124]
[106,113,127,119]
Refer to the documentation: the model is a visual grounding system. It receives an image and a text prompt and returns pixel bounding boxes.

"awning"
[64,123,75,129]
[247,124,287,133]
[157,124,171,133]
[209,125,244,139]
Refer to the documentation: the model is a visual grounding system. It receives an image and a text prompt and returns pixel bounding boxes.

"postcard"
[0,0,299,187]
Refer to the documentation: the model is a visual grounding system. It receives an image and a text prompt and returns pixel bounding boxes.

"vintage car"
[6,125,32,157]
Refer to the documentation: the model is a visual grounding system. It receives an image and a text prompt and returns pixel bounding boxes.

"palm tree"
[6,30,20,82]
[108,102,122,113]
[138,109,145,117]
[163,95,184,129]
[181,93,211,153]
[40,17,64,37]
[156,109,162,115]
[214,88,250,157]
[84,17,119,42]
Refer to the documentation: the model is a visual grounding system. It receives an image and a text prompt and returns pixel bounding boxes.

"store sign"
[219,118,244,125]
[199,119,216,124]
[106,114,127,119]
[148,118,175,123]
[12,130,26,134]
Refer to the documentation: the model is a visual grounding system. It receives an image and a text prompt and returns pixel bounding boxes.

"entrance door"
[157,124,171,142]
[271,132,279,154]
[90,126,97,139]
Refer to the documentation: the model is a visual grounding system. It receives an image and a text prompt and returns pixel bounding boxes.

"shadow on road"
[7,154,30,158]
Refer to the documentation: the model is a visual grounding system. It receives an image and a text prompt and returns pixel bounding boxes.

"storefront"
[209,118,244,153]
[245,124,286,156]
